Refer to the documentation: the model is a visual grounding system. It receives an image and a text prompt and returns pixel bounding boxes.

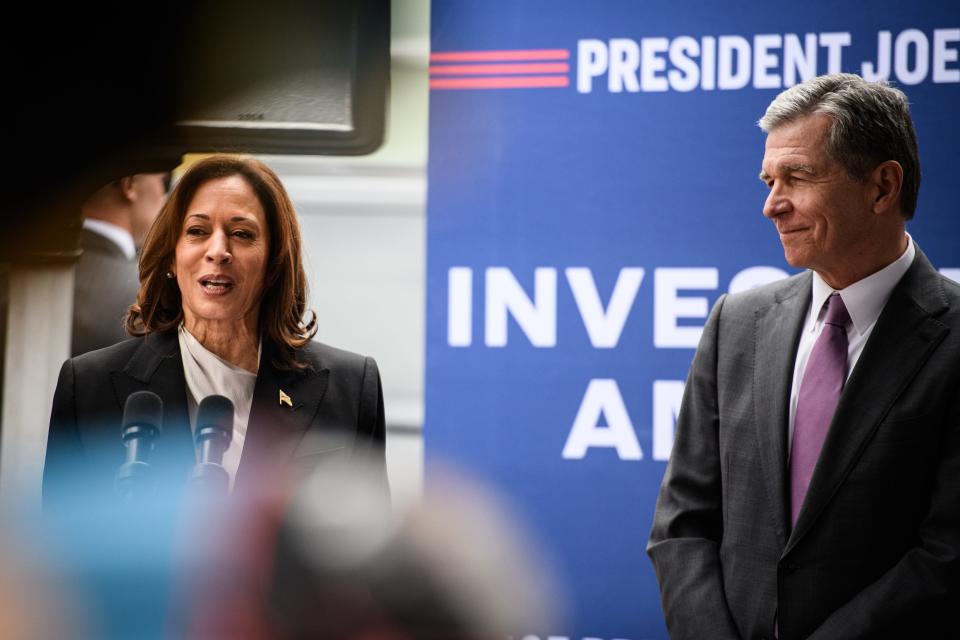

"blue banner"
[425,3,960,638]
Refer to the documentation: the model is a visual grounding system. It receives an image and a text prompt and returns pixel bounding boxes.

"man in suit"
[647,73,959,639]
[72,172,169,356]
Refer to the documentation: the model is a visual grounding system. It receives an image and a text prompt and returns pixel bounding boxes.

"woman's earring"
[166,271,175,279]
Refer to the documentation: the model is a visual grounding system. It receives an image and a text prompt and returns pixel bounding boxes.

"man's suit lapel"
[786,249,951,552]
[108,331,195,477]
[754,273,811,547]
[234,344,330,491]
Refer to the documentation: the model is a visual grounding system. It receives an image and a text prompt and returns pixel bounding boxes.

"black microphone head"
[122,390,163,434]
[196,395,234,442]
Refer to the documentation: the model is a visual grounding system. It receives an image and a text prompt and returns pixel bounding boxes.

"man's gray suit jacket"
[72,227,140,357]
[647,247,960,640]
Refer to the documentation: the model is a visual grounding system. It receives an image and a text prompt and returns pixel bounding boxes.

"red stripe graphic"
[429,48,571,90]
[429,76,570,90]
[430,49,570,62]
[429,63,570,75]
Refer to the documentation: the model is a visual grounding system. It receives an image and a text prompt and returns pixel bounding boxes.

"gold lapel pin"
[279,389,293,408]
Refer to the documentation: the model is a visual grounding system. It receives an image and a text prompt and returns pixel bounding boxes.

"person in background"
[648,73,960,639]
[72,172,170,356]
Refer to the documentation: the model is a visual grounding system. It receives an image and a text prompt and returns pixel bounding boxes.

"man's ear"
[118,175,137,201]
[870,160,903,216]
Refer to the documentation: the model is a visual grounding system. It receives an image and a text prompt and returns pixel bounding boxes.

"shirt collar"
[83,218,136,260]
[809,232,915,335]
[178,323,261,376]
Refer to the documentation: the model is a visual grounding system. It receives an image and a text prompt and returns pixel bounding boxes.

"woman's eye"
[186,227,206,236]
[233,230,253,239]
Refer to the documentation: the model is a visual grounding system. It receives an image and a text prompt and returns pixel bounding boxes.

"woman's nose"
[205,231,232,263]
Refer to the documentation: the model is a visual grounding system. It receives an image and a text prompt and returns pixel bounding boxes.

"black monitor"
[173,0,390,157]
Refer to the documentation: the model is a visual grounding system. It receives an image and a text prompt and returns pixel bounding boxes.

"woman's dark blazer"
[42,329,387,506]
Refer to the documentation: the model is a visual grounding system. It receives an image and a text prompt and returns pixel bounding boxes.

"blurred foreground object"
[176,462,562,639]
[0,523,91,640]
[3,0,390,244]
[17,460,559,639]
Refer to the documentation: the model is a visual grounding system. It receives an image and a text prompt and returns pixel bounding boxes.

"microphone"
[115,390,164,500]
[190,394,234,495]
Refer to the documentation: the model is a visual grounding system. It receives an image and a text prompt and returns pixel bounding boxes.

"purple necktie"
[790,293,850,527]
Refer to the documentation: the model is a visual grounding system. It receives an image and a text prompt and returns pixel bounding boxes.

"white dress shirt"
[82,218,137,260]
[178,324,260,488]
[787,234,916,451]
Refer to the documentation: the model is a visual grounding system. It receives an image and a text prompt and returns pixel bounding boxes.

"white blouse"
[178,324,260,489]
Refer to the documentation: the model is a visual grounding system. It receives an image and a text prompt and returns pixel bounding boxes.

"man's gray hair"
[759,73,921,219]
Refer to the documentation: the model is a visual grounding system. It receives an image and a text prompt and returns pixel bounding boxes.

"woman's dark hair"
[126,154,317,368]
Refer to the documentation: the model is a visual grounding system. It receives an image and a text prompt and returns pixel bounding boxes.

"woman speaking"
[43,155,387,504]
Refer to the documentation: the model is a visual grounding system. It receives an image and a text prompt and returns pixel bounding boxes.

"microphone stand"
[115,391,164,501]
[190,395,235,498]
